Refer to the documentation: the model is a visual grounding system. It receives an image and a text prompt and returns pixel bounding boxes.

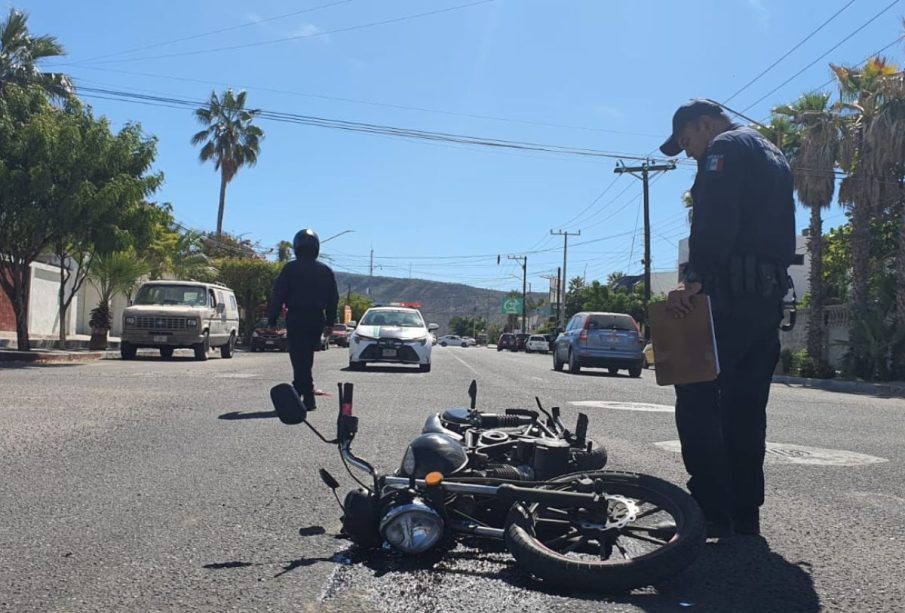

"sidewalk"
[772,374,905,399]
[0,332,121,351]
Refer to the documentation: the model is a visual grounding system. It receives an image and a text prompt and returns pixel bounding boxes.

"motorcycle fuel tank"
[400,432,469,479]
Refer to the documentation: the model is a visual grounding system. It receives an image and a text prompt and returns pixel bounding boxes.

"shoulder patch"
[705,154,724,172]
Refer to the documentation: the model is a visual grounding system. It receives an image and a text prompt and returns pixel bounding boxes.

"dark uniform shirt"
[267,259,340,327]
[686,125,796,307]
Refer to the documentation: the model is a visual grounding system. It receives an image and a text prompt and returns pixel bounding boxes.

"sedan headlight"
[186,318,198,327]
[410,335,429,346]
[124,316,135,326]
[380,499,444,554]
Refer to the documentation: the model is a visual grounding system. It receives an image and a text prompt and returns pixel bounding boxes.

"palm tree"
[191,89,263,238]
[87,251,150,349]
[0,8,72,99]
[774,93,839,365]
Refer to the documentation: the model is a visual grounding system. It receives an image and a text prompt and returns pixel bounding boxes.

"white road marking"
[571,400,674,413]
[448,352,479,375]
[654,440,888,466]
[530,376,544,381]
[215,373,257,379]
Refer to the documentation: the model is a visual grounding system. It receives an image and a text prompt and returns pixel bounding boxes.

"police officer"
[268,229,340,411]
[661,99,795,538]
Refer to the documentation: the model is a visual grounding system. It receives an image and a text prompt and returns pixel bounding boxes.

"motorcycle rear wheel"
[504,470,704,593]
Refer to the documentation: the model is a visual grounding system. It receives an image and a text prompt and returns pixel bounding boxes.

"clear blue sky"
[27,0,905,293]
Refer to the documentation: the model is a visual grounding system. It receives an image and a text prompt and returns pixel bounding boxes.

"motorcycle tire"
[570,441,607,471]
[341,489,383,549]
[504,470,704,593]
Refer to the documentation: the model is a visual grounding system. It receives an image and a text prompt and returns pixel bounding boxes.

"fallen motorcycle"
[270,381,704,593]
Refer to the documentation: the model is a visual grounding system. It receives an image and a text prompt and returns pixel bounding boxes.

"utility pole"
[550,230,580,331]
[613,160,677,311]
[368,248,374,296]
[504,254,528,334]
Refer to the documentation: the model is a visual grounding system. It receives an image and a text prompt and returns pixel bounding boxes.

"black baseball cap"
[660,99,725,156]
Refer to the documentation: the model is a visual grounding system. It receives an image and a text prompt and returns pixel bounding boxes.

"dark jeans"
[287,312,324,404]
[674,301,781,526]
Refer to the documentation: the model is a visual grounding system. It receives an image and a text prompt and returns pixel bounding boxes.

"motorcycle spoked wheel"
[504,470,704,593]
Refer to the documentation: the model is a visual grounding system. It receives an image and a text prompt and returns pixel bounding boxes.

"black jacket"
[687,126,796,299]
[268,259,339,327]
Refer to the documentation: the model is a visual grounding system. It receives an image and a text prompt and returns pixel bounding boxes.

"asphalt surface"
[2,346,903,612]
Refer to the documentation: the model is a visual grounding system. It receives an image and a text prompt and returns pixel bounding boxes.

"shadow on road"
[218,410,278,420]
[341,366,424,374]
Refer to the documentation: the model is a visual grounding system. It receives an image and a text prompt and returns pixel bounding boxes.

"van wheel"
[159,346,174,359]
[221,332,236,359]
[121,342,137,360]
[194,332,210,361]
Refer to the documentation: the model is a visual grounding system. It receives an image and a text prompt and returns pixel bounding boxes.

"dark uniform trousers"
[286,309,325,404]
[674,299,781,526]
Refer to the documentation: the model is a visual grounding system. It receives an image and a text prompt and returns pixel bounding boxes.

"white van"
[119,280,240,360]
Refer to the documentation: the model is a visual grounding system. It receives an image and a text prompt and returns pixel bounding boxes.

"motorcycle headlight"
[380,500,444,554]
[186,318,198,327]
[124,316,135,325]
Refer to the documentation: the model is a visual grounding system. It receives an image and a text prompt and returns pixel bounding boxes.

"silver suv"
[120,280,240,360]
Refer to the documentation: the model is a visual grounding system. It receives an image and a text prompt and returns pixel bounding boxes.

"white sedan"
[437,335,469,347]
[348,307,438,372]
[525,335,550,353]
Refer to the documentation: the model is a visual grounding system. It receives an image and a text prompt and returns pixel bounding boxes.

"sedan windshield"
[361,310,424,328]
[134,285,206,306]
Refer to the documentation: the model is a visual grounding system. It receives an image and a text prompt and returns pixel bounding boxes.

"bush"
[782,348,835,379]
[780,349,794,375]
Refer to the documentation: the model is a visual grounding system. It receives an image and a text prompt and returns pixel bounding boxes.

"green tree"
[774,92,839,365]
[277,240,294,262]
[216,258,280,345]
[0,86,57,350]
[449,316,486,337]
[344,292,372,322]
[48,98,162,344]
[191,89,264,238]
[86,251,149,348]
[0,8,72,100]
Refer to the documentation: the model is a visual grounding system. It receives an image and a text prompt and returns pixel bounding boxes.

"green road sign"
[501,297,524,315]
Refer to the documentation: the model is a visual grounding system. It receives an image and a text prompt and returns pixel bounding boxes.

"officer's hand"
[666,281,702,318]
[323,325,333,338]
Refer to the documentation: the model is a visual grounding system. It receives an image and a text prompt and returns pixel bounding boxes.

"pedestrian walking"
[268,229,339,411]
[661,99,796,538]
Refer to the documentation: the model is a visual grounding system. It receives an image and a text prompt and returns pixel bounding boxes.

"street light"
[321,229,355,244]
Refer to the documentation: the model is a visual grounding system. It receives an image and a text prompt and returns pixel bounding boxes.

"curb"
[772,375,905,398]
[0,350,105,365]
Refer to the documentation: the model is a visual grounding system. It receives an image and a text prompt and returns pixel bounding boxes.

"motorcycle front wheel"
[504,470,704,593]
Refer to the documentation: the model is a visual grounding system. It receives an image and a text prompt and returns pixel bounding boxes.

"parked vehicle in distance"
[643,342,654,368]
[330,323,351,347]
[525,334,550,353]
[348,306,438,372]
[438,334,468,347]
[544,334,556,352]
[476,333,488,346]
[120,280,239,361]
[497,333,518,351]
[251,317,288,352]
[515,333,530,351]
[553,312,645,377]
[462,336,477,346]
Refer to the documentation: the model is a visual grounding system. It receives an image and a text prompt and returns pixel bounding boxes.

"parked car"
[120,280,240,361]
[525,334,550,353]
[552,312,645,377]
[348,306,438,372]
[643,342,654,368]
[496,333,518,351]
[438,334,468,347]
[462,336,477,346]
[515,333,530,351]
[250,317,288,352]
[329,323,351,347]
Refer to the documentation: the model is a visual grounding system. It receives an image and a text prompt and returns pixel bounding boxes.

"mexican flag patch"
[706,154,724,172]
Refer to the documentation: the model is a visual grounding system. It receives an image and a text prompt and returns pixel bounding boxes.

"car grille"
[360,343,420,362]
[135,316,189,330]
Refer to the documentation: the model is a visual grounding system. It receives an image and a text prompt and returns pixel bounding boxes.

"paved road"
[1,347,903,612]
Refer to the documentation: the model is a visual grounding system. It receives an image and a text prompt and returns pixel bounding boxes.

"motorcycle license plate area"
[382,349,397,357]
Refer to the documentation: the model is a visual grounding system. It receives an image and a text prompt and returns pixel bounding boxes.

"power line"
[79,0,498,65]
[66,0,355,65]
[741,0,902,113]
[724,0,858,103]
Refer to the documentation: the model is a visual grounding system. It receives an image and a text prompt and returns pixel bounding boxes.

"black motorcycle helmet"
[292,229,320,260]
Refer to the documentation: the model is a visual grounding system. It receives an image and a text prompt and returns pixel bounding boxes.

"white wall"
[27,262,78,337]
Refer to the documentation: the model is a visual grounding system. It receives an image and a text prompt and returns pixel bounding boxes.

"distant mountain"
[334,272,545,333]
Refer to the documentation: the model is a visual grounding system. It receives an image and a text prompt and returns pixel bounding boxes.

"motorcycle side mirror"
[319,468,340,490]
[468,379,478,409]
[270,383,307,425]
